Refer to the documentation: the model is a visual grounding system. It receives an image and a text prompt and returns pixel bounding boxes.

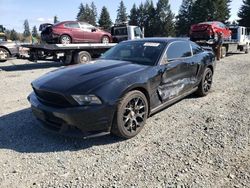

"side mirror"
[91,28,96,32]
[3,27,6,31]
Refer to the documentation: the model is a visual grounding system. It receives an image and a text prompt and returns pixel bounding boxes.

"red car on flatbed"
[190,21,231,42]
[41,21,112,44]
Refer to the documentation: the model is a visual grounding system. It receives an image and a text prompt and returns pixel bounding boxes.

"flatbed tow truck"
[20,23,143,65]
[194,26,250,58]
[21,43,116,65]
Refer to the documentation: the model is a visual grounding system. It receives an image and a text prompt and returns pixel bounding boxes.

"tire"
[196,68,213,97]
[73,51,92,64]
[111,90,148,139]
[62,53,73,65]
[245,47,249,54]
[60,35,71,44]
[0,48,10,62]
[101,36,110,44]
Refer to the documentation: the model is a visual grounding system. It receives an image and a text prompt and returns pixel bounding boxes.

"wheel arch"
[0,46,11,56]
[206,64,214,74]
[60,34,72,42]
[124,86,151,116]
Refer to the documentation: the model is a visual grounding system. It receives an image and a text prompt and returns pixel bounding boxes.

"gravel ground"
[0,54,249,188]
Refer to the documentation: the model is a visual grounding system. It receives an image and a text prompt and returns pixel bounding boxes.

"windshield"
[100,41,166,66]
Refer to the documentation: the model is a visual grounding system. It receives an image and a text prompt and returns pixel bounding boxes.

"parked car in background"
[28,38,216,139]
[41,21,112,44]
[190,21,231,42]
[0,41,19,62]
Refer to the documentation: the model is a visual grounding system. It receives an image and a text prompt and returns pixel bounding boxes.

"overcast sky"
[0,0,243,32]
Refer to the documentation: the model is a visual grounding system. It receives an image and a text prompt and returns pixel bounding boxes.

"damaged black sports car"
[28,38,216,139]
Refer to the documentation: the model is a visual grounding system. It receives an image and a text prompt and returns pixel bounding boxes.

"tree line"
[5,0,250,41]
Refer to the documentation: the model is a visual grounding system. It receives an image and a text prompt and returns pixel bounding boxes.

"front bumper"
[28,92,115,135]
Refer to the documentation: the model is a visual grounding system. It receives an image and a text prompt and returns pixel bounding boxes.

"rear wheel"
[0,48,10,62]
[196,68,213,97]
[111,90,148,139]
[60,35,71,44]
[73,51,92,64]
[101,36,110,44]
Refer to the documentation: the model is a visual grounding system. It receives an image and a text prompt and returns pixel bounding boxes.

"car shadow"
[0,108,123,153]
[0,60,63,72]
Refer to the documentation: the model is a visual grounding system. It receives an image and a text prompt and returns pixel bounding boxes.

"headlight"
[72,95,102,105]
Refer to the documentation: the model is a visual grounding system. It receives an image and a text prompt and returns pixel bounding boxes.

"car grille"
[33,88,72,107]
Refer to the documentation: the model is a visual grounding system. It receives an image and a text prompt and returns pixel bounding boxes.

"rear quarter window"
[191,42,204,55]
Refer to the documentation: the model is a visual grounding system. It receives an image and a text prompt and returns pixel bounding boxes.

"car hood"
[32,60,149,94]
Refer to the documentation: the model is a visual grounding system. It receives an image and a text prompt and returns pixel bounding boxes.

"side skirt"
[150,87,198,115]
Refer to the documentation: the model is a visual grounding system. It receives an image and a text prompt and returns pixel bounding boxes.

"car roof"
[121,37,190,44]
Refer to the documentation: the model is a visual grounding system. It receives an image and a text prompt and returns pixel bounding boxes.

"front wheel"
[111,90,148,139]
[196,68,213,97]
[0,48,10,62]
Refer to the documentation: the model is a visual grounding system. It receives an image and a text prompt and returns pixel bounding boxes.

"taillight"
[207,27,213,35]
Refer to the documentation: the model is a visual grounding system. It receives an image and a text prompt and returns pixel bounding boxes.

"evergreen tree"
[155,0,175,37]
[76,3,85,21]
[32,26,38,38]
[54,15,59,24]
[191,0,231,23]
[10,29,19,41]
[116,0,128,23]
[129,4,138,26]
[90,2,97,25]
[238,0,250,27]
[76,2,97,25]
[176,0,194,36]
[98,6,112,29]
[23,19,31,37]
[143,0,156,37]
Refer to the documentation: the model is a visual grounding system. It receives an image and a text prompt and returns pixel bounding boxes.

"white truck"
[196,25,250,57]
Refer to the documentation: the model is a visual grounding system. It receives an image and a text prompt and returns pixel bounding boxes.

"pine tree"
[116,0,128,23]
[98,6,112,29]
[23,19,31,37]
[129,4,138,26]
[10,29,19,41]
[155,0,175,37]
[238,0,250,27]
[32,26,38,38]
[76,3,85,21]
[191,0,231,23]
[54,16,59,24]
[176,0,194,36]
[76,2,97,25]
[90,2,97,26]
[144,0,156,37]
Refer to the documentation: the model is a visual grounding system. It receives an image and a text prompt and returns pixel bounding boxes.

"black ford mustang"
[28,38,215,139]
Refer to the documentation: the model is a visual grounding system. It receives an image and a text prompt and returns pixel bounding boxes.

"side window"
[134,27,142,37]
[166,41,192,60]
[191,42,203,55]
[64,23,80,28]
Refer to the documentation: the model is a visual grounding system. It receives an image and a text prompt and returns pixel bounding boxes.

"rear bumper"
[28,92,115,135]
[190,32,213,41]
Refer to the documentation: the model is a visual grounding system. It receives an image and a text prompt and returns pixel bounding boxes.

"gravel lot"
[0,54,249,188]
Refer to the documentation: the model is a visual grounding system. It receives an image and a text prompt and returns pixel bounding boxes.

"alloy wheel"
[203,70,213,93]
[122,97,146,133]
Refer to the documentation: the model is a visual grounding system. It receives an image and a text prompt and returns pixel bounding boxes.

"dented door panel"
[157,60,193,102]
